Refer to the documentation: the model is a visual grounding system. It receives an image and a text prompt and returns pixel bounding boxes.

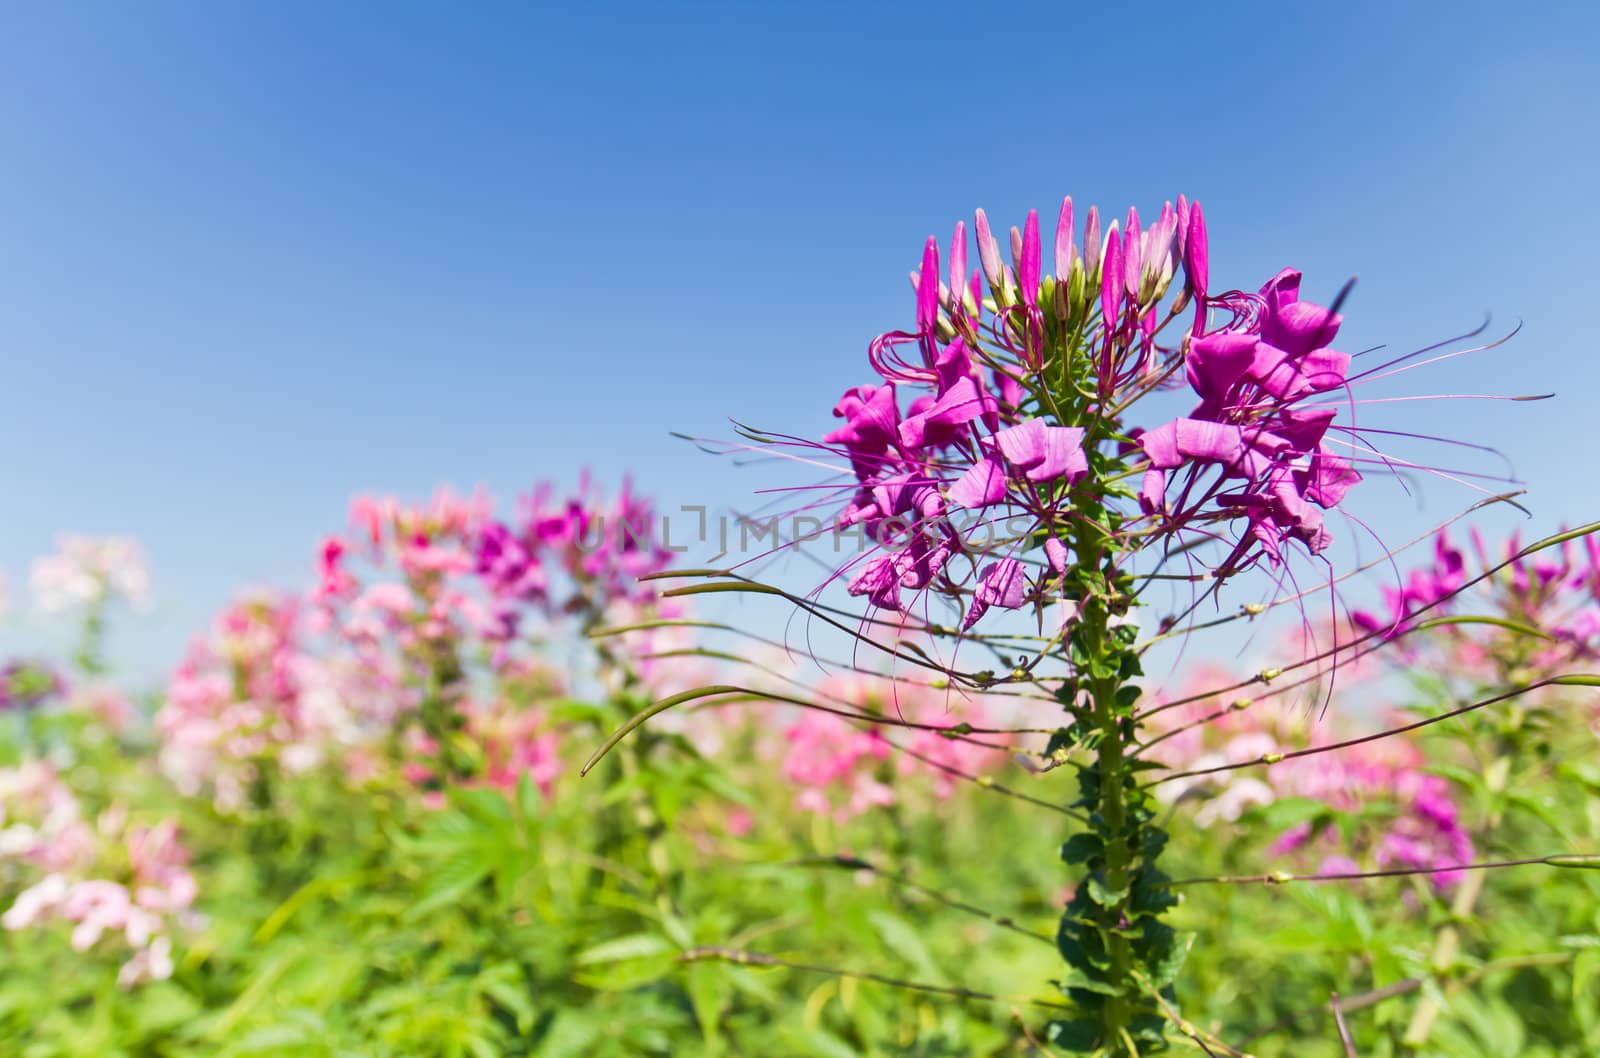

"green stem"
[1088,600,1135,1045]
[1402,752,1509,1049]
[1053,578,1175,1057]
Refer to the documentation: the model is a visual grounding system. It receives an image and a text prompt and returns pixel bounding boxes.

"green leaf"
[867,911,944,983]
[1146,929,1193,989]
[1085,874,1129,908]
[1059,968,1122,997]
[782,1028,861,1058]
[1046,1019,1102,1053]
[686,962,728,1051]
[405,847,496,920]
[515,771,541,821]
[537,1015,599,1058]
[1252,796,1335,831]
[1061,833,1102,865]
[450,786,515,828]
[574,932,676,965]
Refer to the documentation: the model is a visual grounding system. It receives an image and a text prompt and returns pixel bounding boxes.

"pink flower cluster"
[0,760,97,871]
[399,664,568,806]
[319,488,498,658]
[317,481,678,672]
[1139,268,1360,568]
[1145,667,1473,888]
[1,765,197,987]
[812,193,1366,632]
[159,592,363,811]
[774,674,1010,822]
[1267,750,1475,888]
[1352,526,1600,676]
[154,482,686,807]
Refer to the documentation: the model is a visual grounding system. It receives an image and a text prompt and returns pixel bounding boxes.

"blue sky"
[1,2,1596,676]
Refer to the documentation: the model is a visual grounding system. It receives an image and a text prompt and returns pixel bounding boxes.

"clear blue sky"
[1,2,1596,677]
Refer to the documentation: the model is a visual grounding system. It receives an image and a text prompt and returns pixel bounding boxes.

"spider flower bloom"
[756,187,1534,651]
[795,193,1424,634]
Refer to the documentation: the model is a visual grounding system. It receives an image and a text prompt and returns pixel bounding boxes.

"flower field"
[4,188,1599,1057]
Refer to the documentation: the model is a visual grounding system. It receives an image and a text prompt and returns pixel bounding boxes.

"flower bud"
[1083,206,1103,278]
[1053,196,1074,279]
[1184,201,1209,298]
[1019,209,1041,309]
[949,221,967,306]
[973,208,1004,289]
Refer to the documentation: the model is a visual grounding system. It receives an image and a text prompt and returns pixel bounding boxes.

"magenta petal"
[1299,348,1351,392]
[932,337,977,393]
[1174,419,1250,466]
[963,557,1028,629]
[1140,420,1182,469]
[947,457,1006,510]
[1267,299,1343,359]
[1247,344,1315,402]
[1185,332,1257,410]
[1259,267,1303,311]
[993,419,1087,485]
[1044,536,1069,574]
[824,383,899,449]
[897,376,989,448]
[1276,405,1338,450]
[1036,426,1089,484]
[1139,469,1167,514]
[1141,418,1289,473]
[993,418,1048,465]
[894,532,954,589]
[847,555,903,611]
[1300,448,1363,507]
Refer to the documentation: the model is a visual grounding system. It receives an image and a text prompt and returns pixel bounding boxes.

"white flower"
[30,535,150,613]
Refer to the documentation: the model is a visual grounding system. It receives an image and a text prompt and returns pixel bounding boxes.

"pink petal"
[947,457,1007,510]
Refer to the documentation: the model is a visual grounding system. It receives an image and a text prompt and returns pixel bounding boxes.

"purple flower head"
[475,522,546,603]
[0,661,65,712]
[744,190,1515,639]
